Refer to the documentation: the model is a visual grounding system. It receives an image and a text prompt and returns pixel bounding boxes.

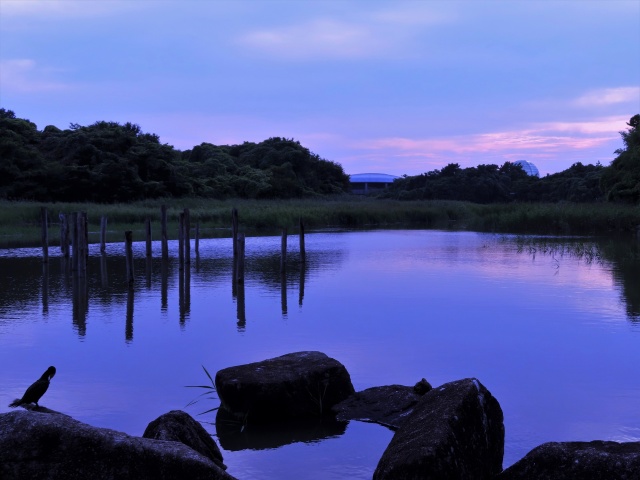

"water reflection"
[216,408,348,451]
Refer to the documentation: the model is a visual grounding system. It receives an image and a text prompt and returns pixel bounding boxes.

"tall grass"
[0,198,638,247]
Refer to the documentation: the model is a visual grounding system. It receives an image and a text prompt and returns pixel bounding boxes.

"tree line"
[379,114,639,204]
[1,109,638,204]
[0,109,349,202]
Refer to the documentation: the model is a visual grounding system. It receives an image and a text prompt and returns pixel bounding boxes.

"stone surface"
[499,440,640,479]
[0,410,237,480]
[143,409,226,470]
[331,385,423,429]
[215,351,355,422]
[373,378,504,480]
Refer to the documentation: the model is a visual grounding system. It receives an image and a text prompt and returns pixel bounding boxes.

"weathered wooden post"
[280,227,287,273]
[61,214,70,257]
[184,208,190,265]
[299,218,306,264]
[77,213,87,279]
[145,217,152,258]
[41,207,48,263]
[100,216,107,253]
[195,221,200,257]
[232,208,238,257]
[124,230,134,284]
[71,212,79,272]
[236,233,245,284]
[161,205,168,260]
[178,212,184,270]
[82,212,88,260]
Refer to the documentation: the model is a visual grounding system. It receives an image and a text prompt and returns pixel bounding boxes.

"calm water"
[1,229,639,479]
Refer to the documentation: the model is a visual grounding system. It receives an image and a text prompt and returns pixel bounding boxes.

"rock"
[143,410,226,470]
[499,440,640,479]
[413,378,432,395]
[215,351,355,422]
[0,410,237,480]
[373,378,504,480]
[331,385,422,429]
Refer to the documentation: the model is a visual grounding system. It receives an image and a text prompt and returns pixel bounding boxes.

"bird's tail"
[8,399,23,408]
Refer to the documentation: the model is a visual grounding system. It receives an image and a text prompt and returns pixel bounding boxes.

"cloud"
[0,0,140,18]
[573,87,640,107]
[0,59,70,93]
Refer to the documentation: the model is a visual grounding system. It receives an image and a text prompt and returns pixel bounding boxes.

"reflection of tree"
[513,236,640,322]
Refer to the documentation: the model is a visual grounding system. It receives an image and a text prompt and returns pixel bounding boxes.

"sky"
[1,0,639,177]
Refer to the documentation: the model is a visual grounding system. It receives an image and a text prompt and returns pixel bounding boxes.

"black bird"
[8,366,56,408]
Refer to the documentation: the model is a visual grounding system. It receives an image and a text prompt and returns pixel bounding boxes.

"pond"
[1,229,639,479]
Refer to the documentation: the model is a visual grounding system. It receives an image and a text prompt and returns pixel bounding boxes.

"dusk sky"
[1,0,638,177]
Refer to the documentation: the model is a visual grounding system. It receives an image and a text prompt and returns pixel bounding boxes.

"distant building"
[514,160,540,177]
[349,173,399,194]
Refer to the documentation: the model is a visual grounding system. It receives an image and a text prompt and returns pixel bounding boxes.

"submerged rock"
[374,378,504,480]
[0,410,236,480]
[215,351,355,423]
[143,410,226,470]
[499,440,640,479]
[331,384,423,429]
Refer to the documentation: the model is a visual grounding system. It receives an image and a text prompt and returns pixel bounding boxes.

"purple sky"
[1,0,638,176]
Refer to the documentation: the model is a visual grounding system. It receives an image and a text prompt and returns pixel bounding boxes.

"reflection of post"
[125,231,134,284]
[100,253,108,288]
[42,263,49,315]
[237,279,246,331]
[299,218,306,264]
[281,228,287,273]
[161,205,168,261]
[185,264,191,317]
[236,233,245,284]
[195,221,200,259]
[231,208,238,257]
[72,275,88,337]
[100,216,107,253]
[126,285,134,342]
[184,208,190,265]
[178,267,186,326]
[41,207,48,263]
[299,262,306,307]
[161,260,168,311]
[281,271,288,317]
[178,213,184,270]
[145,256,152,289]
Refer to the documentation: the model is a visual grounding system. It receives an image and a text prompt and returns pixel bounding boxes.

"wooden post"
[100,216,107,253]
[124,230,134,284]
[236,233,245,284]
[41,207,48,263]
[184,208,190,265]
[195,221,200,257]
[232,208,238,257]
[83,212,88,260]
[280,227,287,273]
[178,212,184,270]
[299,218,306,263]
[77,213,87,279]
[160,205,168,260]
[61,214,70,257]
[71,212,79,272]
[145,217,152,258]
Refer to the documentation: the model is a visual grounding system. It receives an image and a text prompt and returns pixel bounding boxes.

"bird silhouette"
[8,366,56,408]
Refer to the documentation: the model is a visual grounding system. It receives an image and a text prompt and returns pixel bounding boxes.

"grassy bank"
[1,197,638,247]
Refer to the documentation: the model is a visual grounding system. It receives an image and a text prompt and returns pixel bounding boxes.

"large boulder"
[332,384,426,429]
[0,410,236,480]
[215,351,355,422]
[499,440,640,479]
[374,378,504,480]
[143,410,226,470]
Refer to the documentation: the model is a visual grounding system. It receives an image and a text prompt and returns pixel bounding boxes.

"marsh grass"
[1,198,638,247]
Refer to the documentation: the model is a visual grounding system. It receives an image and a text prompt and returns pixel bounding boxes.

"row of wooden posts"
[40,206,307,285]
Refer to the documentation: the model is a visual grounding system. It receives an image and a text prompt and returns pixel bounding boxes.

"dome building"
[514,160,540,177]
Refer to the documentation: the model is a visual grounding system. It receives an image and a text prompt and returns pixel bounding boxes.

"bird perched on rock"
[8,366,56,408]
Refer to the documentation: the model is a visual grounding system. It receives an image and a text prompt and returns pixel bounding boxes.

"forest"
[1,109,638,205]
